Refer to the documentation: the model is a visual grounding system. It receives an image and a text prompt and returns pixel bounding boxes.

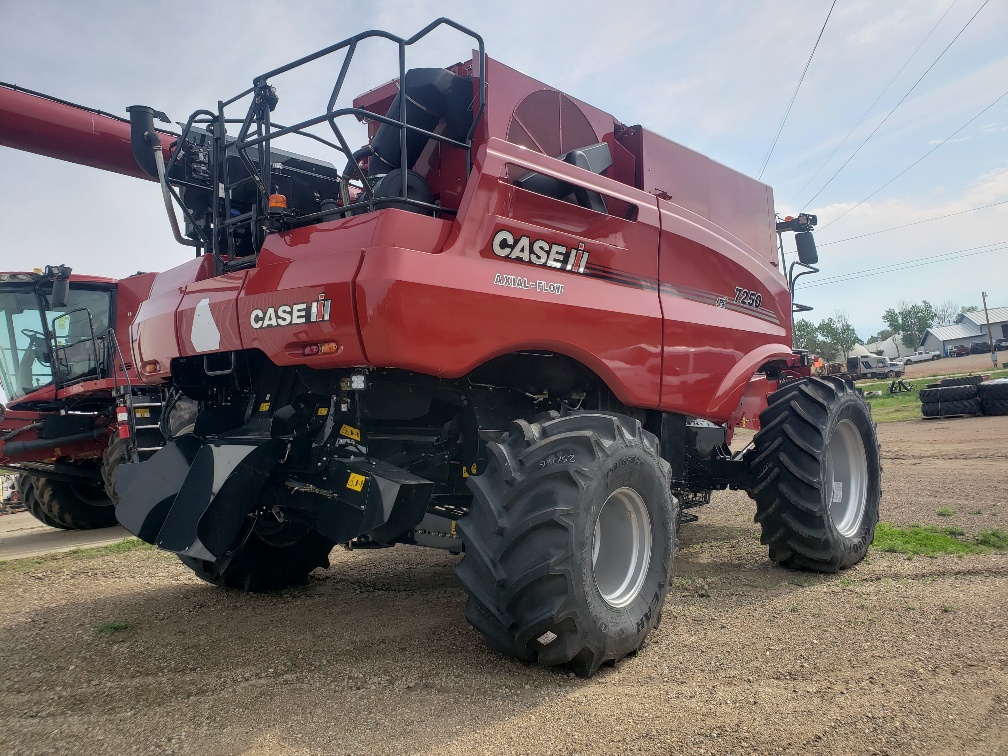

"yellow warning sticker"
[462,467,469,478]
[317,407,329,416]
[470,463,477,474]
[346,473,366,492]
[259,402,270,412]
[135,408,150,418]
[339,424,361,441]
[450,521,457,538]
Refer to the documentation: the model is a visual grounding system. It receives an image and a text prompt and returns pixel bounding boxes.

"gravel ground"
[0,417,1006,755]
[902,352,1003,379]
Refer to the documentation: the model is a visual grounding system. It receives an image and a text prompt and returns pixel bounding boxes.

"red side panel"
[356,138,664,408]
[639,129,778,267]
[176,272,248,356]
[132,258,212,382]
[112,272,156,374]
[658,199,791,421]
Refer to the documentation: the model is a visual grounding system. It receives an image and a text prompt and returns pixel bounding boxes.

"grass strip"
[874,523,1008,556]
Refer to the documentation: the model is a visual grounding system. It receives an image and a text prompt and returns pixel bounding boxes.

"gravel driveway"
[1,417,1006,755]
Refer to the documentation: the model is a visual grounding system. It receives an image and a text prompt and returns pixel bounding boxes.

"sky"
[0,0,1006,341]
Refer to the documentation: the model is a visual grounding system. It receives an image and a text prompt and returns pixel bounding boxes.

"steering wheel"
[20,328,52,366]
[21,328,46,341]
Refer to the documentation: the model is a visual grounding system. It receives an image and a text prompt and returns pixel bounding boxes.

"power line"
[818,200,1008,246]
[785,0,958,209]
[756,0,836,179]
[816,87,1008,231]
[798,241,1007,288]
[799,0,989,212]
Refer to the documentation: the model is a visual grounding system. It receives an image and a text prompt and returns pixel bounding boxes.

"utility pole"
[982,291,996,368]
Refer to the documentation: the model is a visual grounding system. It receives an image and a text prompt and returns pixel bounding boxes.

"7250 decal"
[733,287,762,309]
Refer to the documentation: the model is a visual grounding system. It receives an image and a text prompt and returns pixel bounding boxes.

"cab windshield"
[0,283,113,403]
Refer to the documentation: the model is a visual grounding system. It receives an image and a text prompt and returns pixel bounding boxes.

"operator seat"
[16,345,37,395]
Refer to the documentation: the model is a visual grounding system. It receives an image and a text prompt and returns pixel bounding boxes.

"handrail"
[222,19,484,263]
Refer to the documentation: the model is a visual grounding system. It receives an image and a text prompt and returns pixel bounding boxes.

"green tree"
[818,310,860,361]
[867,327,894,345]
[793,318,820,352]
[961,304,979,314]
[883,300,936,351]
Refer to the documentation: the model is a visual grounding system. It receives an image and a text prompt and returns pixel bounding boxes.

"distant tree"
[933,300,959,326]
[793,318,820,352]
[819,310,860,361]
[961,304,979,314]
[867,327,894,344]
[883,300,936,351]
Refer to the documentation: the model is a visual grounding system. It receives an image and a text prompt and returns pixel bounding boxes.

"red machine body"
[129,56,793,426]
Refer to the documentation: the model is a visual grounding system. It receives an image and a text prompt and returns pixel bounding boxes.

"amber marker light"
[319,341,340,354]
[268,194,288,210]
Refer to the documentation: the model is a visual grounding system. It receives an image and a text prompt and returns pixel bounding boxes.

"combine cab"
[0,267,180,528]
[4,19,880,676]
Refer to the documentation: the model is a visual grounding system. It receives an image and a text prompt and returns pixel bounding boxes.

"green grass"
[976,529,1008,549]
[936,507,954,517]
[97,622,132,635]
[873,523,1008,556]
[0,537,158,573]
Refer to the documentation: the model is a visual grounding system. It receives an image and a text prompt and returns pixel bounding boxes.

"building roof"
[926,323,982,342]
[961,307,1008,327]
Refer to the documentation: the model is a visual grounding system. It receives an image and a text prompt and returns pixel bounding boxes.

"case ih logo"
[492,229,589,274]
[250,295,331,329]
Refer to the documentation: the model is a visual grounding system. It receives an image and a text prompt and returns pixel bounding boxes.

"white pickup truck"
[899,349,942,364]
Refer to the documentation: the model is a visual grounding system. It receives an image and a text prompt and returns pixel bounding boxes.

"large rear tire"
[456,412,676,677]
[178,520,335,592]
[749,376,881,572]
[921,399,981,418]
[15,475,64,529]
[32,476,117,530]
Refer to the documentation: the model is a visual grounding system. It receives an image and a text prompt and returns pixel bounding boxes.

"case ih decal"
[491,229,589,274]
[251,294,331,329]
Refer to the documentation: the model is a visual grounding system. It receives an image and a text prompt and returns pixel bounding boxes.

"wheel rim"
[825,419,868,537]
[592,486,652,609]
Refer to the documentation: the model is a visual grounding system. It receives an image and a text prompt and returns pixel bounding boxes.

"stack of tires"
[919,376,982,418]
[978,379,1008,416]
[919,376,1008,418]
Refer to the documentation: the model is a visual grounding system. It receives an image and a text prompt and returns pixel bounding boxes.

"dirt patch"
[902,352,1003,379]
[1,418,1006,755]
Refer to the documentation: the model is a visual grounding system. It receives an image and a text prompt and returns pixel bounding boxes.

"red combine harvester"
[0,84,187,529]
[5,19,880,676]
[0,266,167,528]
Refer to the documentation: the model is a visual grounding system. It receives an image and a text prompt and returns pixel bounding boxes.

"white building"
[866,334,908,359]
[920,307,1008,356]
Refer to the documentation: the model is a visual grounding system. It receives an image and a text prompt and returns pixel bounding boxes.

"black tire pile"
[919,376,1008,418]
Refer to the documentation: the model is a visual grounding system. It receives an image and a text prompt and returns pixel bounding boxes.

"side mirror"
[51,277,69,308]
[44,264,72,308]
[795,232,818,265]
